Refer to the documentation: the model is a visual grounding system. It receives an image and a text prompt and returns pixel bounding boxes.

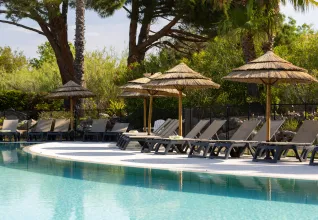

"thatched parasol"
[146,63,220,136]
[47,80,95,130]
[120,73,181,135]
[223,50,318,141]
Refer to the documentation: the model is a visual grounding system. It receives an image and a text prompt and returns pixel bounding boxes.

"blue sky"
[0,2,317,59]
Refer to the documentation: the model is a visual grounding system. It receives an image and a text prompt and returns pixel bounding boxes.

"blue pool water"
[0,143,318,220]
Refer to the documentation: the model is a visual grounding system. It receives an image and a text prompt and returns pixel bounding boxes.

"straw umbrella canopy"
[120,73,181,135]
[46,80,95,130]
[146,63,220,136]
[223,50,318,141]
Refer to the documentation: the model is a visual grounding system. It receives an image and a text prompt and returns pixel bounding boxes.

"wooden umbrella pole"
[266,84,271,142]
[143,98,147,132]
[70,97,74,130]
[178,90,183,136]
[148,96,153,135]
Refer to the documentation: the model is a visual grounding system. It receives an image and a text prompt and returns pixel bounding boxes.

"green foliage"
[0,90,62,111]
[281,119,300,132]
[84,48,127,108]
[85,0,126,17]
[106,100,126,117]
[0,46,27,73]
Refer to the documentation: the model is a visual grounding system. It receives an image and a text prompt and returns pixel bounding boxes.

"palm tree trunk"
[241,31,259,97]
[74,0,85,84]
[74,0,86,117]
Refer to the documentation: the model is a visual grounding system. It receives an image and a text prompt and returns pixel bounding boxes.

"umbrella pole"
[148,96,153,135]
[178,91,183,136]
[143,98,147,132]
[266,84,271,142]
[70,97,74,130]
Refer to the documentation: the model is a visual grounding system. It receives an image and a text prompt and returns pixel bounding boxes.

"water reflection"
[0,143,318,206]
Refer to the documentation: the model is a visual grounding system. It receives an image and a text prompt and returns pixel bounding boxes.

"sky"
[0,2,318,59]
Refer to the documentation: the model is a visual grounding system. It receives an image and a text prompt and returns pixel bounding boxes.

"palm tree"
[74,0,85,85]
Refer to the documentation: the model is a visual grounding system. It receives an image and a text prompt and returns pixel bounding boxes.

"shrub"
[281,119,299,132]
[0,90,63,111]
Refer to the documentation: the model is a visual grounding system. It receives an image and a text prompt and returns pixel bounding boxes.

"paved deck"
[26,142,318,180]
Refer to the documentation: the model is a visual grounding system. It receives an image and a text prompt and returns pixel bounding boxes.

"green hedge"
[0,90,63,111]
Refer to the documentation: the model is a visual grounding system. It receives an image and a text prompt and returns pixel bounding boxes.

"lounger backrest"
[155,119,173,135]
[252,120,285,141]
[111,123,129,132]
[2,119,19,132]
[153,119,165,132]
[91,119,108,132]
[292,120,318,143]
[34,119,53,132]
[161,120,179,137]
[53,119,70,132]
[230,120,261,140]
[185,120,210,138]
[199,120,226,140]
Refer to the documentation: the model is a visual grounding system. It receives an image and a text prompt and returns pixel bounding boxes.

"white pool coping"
[25,142,318,181]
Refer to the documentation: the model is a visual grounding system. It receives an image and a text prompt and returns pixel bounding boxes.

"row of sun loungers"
[0,119,129,142]
[117,118,318,164]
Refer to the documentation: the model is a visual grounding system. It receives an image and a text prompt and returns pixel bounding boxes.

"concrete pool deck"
[26,142,318,180]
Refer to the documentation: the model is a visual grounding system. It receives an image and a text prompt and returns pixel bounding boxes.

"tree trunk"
[241,31,259,97]
[127,0,139,66]
[39,17,76,84]
[74,0,85,84]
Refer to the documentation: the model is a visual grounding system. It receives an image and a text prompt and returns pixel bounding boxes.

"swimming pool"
[1,143,318,220]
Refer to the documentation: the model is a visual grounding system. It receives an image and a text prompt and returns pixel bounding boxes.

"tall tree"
[74,0,86,84]
[0,0,75,84]
[89,0,225,66]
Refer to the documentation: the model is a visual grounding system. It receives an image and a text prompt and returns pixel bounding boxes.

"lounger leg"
[292,146,303,162]
[188,144,196,157]
[310,147,318,165]
[164,142,174,155]
[224,146,234,159]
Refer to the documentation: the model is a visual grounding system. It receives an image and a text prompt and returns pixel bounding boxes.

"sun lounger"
[118,119,172,140]
[120,120,179,151]
[254,120,318,163]
[310,147,318,165]
[46,119,71,141]
[27,119,53,141]
[0,119,20,142]
[187,120,227,156]
[188,120,261,159]
[117,119,174,149]
[83,119,108,141]
[153,119,165,132]
[152,119,211,155]
[103,122,129,141]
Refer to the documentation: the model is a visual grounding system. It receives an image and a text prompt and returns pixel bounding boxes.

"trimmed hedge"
[0,90,63,111]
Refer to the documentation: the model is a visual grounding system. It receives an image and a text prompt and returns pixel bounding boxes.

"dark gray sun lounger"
[28,119,53,141]
[83,119,108,141]
[116,119,172,147]
[152,119,219,155]
[0,119,20,142]
[117,119,172,142]
[254,120,318,163]
[103,122,129,141]
[120,120,179,151]
[118,119,175,149]
[188,120,261,159]
[47,119,71,141]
